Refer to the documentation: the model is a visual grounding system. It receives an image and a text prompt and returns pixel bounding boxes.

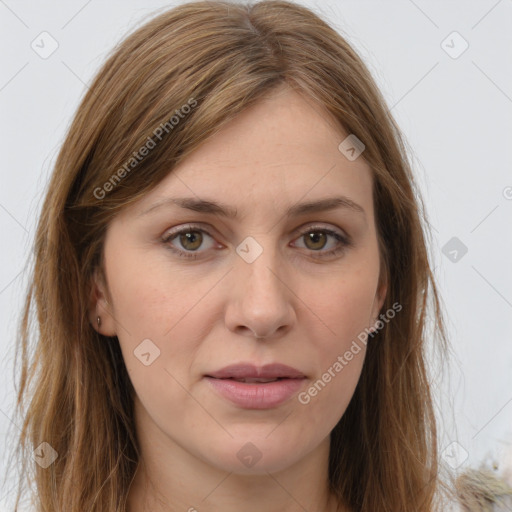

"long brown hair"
[11,1,449,510]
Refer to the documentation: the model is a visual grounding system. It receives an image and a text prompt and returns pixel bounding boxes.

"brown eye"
[303,231,328,251]
[162,225,217,259]
[292,226,351,259]
[179,230,203,251]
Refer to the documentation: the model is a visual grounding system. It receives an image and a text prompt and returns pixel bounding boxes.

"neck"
[126,400,344,512]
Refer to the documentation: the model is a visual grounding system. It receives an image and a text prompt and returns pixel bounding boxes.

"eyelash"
[162,224,352,261]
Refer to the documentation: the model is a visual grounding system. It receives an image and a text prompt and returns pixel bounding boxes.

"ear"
[376,275,388,313]
[88,267,117,337]
[369,273,388,331]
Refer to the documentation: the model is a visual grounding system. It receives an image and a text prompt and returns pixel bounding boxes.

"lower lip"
[204,377,305,409]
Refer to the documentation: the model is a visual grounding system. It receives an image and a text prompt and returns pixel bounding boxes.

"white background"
[1,0,511,509]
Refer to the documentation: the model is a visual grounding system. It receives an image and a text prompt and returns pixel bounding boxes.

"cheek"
[294,260,379,414]
[105,242,205,337]
[104,243,223,388]
[303,263,379,353]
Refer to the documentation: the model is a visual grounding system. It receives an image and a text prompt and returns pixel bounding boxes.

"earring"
[97,316,101,328]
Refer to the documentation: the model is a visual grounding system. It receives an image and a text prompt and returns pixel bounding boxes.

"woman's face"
[94,86,386,475]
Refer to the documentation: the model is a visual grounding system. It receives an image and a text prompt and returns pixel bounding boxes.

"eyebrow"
[138,195,366,219]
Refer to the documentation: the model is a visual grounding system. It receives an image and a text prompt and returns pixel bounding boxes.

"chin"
[201,435,310,475]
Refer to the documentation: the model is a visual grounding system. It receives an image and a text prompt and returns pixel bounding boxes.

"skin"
[90,84,387,512]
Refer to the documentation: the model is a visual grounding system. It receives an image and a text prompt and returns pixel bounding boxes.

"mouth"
[204,363,306,409]
[205,363,306,380]
[215,377,288,383]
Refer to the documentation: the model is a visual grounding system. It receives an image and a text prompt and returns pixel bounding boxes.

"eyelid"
[161,223,219,248]
[163,222,348,240]
[293,222,349,240]
[162,222,214,239]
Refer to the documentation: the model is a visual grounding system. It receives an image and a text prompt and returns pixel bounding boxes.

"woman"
[12,1,449,510]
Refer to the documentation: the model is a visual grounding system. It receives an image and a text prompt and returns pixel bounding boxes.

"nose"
[224,240,295,340]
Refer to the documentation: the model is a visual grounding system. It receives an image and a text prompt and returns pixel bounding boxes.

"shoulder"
[494,496,512,510]
[455,467,512,512]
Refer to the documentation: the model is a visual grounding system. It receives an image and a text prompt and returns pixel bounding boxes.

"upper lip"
[205,363,305,379]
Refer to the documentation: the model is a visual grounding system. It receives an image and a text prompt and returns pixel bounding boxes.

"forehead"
[133,87,375,221]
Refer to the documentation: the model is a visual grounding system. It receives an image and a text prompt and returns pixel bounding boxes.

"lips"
[204,363,306,409]
[205,363,305,380]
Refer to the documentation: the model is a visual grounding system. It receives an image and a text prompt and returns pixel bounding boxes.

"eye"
[162,224,352,260]
[292,226,351,259]
[162,225,217,259]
